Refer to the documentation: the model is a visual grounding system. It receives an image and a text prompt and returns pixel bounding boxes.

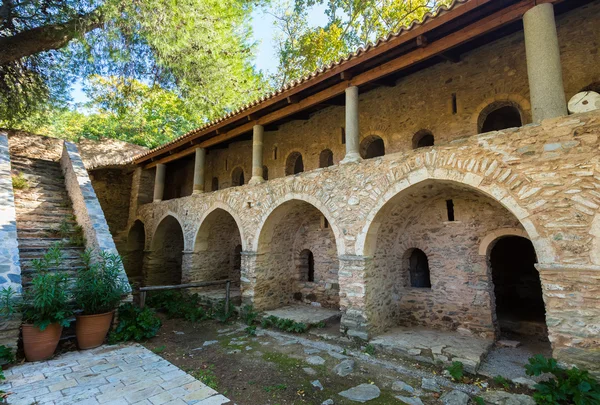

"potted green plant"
[74,251,129,349]
[20,244,72,361]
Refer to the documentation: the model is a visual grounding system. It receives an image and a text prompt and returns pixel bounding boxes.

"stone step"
[19,246,85,255]
[13,192,68,202]
[9,155,61,167]
[16,211,75,220]
[13,200,71,210]
[9,164,63,178]
[15,206,73,215]
[14,172,65,184]
[13,180,66,193]
[16,219,77,228]
[16,238,74,247]
[20,258,86,270]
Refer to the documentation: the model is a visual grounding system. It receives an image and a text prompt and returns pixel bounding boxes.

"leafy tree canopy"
[270,0,453,86]
[0,0,268,124]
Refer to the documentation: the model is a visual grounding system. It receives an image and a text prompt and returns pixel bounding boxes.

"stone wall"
[0,134,21,351]
[145,215,184,286]
[60,142,131,294]
[135,110,600,372]
[200,2,600,192]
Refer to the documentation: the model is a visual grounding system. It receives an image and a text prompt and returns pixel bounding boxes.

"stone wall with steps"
[0,134,21,351]
[134,111,600,373]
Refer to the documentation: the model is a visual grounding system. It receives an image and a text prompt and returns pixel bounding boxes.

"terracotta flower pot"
[22,323,62,362]
[76,311,114,350]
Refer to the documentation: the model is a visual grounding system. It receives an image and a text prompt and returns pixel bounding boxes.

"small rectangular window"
[273,146,278,160]
[321,216,329,229]
[451,93,458,115]
[341,128,346,144]
[446,199,455,221]
[225,159,228,170]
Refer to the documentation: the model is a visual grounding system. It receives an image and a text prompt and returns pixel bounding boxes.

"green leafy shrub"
[240,305,258,326]
[260,316,308,333]
[108,304,161,343]
[0,287,18,319]
[147,291,208,322]
[494,375,511,390]
[0,346,15,364]
[193,365,218,390]
[11,172,29,190]
[525,355,600,405]
[245,325,257,336]
[447,361,465,381]
[22,244,72,330]
[74,251,129,315]
[363,344,376,356]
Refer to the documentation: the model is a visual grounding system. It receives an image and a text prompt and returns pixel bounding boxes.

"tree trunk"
[0,12,102,66]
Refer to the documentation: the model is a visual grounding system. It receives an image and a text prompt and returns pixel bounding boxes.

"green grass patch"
[11,172,29,190]
[192,365,218,390]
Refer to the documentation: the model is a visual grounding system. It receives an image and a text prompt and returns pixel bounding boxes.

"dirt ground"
[141,315,445,405]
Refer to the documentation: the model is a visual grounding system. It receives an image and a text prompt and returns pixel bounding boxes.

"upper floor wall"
[168,1,598,194]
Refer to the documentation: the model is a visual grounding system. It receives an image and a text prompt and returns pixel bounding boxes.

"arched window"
[262,166,269,181]
[407,248,431,288]
[231,167,244,187]
[479,102,523,133]
[412,130,434,149]
[299,249,315,282]
[211,177,219,191]
[319,149,334,168]
[360,135,385,159]
[285,152,304,175]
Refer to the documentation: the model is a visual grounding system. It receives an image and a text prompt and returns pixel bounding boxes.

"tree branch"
[0,11,102,66]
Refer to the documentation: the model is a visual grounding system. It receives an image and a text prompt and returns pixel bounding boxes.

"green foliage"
[240,305,259,326]
[152,345,167,354]
[525,355,600,405]
[314,321,326,329]
[74,250,129,315]
[260,316,308,333]
[473,397,485,405]
[21,244,72,330]
[447,361,465,381]
[270,0,453,86]
[108,304,162,343]
[0,287,18,319]
[147,291,209,322]
[264,383,287,393]
[245,325,257,336]
[192,365,219,390]
[211,301,235,324]
[11,172,29,190]
[0,346,15,364]
[363,344,376,356]
[494,375,511,390]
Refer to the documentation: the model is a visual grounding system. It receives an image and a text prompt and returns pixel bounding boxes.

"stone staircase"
[10,155,86,288]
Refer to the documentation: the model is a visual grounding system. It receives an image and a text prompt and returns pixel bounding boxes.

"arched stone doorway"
[361,180,541,339]
[147,215,184,286]
[412,130,434,149]
[489,236,547,339]
[478,102,523,133]
[319,149,334,168]
[285,152,304,175]
[231,167,245,187]
[125,220,145,286]
[255,200,340,311]
[360,135,385,159]
[192,208,243,286]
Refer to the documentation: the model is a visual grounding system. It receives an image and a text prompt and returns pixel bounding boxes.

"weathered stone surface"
[307,356,326,366]
[391,380,415,394]
[333,359,355,377]
[421,378,441,393]
[480,391,536,405]
[497,340,521,348]
[338,384,381,403]
[303,367,317,376]
[395,395,424,405]
[322,400,334,405]
[512,377,537,389]
[312,380,324,391]
[440,390,470,405]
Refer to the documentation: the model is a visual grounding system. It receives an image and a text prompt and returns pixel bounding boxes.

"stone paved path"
[0,344,232,405]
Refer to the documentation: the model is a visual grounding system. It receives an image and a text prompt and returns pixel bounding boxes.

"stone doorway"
[147,215,184,286]
[489,236,547,339]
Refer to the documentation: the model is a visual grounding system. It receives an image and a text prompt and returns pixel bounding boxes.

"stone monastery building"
[1,0,600,374]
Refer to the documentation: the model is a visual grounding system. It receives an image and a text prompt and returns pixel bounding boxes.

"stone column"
[249,125,265,185]
[523,3,567,123]
[153,163,166,202]
[193,148,206,194]
[342,86,362,163]
[338,255,371,340]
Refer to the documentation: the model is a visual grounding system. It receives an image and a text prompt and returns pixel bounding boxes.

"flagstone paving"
[0,343,232,405]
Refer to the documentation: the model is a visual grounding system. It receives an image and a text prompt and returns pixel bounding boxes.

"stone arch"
[253,197,342,310]
[412,129,434,149]
[357,168,554,264]
[124,219,146,283]
[148,214,184,286]
[194,202,247,252]
[360,135,385,159]
[285,151,304,175]
[191,207,244,284]
[472,94,531,134]
[231,166,245,187]
[253,193,345,255]
[479,228,529,256]
[319,149,334,168]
